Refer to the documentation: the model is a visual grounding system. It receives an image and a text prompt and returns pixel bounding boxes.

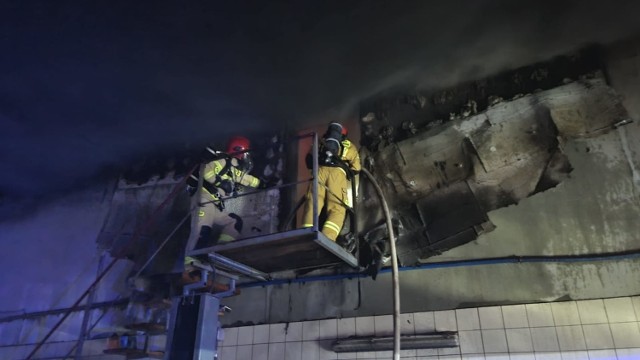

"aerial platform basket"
[188,227,358,274]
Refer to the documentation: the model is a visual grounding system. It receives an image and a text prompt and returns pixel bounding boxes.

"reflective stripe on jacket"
[202,158,260,198]
[339,139,361,174]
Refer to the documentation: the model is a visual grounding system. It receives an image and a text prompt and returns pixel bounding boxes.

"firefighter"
[302,123,361,241]
[185,136,261,255]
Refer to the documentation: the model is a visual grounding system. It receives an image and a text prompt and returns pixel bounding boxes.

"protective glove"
[259,177,279,189]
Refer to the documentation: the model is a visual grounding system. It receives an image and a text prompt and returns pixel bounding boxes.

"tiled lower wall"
[218,296,640,360]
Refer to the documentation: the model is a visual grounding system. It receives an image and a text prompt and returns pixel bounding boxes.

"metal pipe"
[0,298,129,324]
[360,168,400,360]
[215,278,237,298]
[183,269,209,296]
[63,296,122,359]
[208,253,269,281]
[332,332,458,352]
[238,248,640,289]
[74,252,106,359]
[25,257,120,360]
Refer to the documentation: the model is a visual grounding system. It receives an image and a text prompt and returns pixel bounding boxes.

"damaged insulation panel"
[360,75,629,264]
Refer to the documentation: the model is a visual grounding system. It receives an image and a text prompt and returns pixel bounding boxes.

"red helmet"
[341,125,348,137]
[227,136,251,159]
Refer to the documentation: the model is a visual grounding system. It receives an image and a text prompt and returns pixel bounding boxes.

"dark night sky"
[1,0,640,204]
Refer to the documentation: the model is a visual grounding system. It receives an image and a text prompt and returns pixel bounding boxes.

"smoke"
[1,0,639,200]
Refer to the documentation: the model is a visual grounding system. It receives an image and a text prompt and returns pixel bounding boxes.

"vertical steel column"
[164,294,221,360]
[312,132,319,231]
[194,294,220,360]
[74,252,106,359]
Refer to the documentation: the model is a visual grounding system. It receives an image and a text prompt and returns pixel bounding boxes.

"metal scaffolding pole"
[25,165,197,360]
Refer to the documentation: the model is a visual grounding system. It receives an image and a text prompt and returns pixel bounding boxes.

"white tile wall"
[610,322,640,348]
[534,352,562,360]
[285,341,302,360]
[526,304,555,327]
[482,329,508,353]
[285,322,303,342]
[604,298,637,323]
[237,344,253,359]
[355,316,374,337]
[560,350,589,360]
[576,300,608,325]
[252,343,268,360]
[338,318,356,338]
[400,313,415,335]
[320,319,338,340]
[510,354,535,360]
[530,327,560,352]
[414,311,436,332]
[417,347,438,357]
[268,342,285,360]
[438,344,460,356]
[302,340,320,360]
[218,296,640,360]
[254,324,270,344]
[373,348,391,358]
[631,296,640,319]
[555,325,586,351]
[460,330,484,354]
[457,308,481,330]
[220,346,236,359]
[616,347,640,359]
[374,315,393,336]
[486,354,509,360]
[238,326,254,345]
[550,302,581,326]
[479,307,504,330]
[503,305,529,329]
[440,355,463,360]
[304,320,321,341]
[224,327,239,346]
[461,354,486,360]
[505,328,533,352]
[582,324,614,350]
[588,349,617,359]
[337,349,357,359]
[269,323,286,343]
[318,339,337,360]
[435,310,458,331]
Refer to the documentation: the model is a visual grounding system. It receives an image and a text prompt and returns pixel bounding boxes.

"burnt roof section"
[360,46,605,151]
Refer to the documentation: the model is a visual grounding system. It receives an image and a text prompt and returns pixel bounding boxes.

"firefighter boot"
[193,225,213,249]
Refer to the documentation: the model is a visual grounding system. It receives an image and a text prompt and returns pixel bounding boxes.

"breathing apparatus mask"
[236,152,253,172]
[227,136,254,172]
[322,122,346,164]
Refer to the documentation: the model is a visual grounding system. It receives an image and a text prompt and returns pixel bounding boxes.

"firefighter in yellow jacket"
[302,123,361,241]
[185,136,261,254]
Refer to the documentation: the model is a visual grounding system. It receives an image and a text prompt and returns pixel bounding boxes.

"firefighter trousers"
[185,191,239,255]
[302,166,349,241]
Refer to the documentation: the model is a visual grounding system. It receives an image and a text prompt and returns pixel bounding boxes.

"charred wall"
[358,51,630,264]
[97,133,288,276]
